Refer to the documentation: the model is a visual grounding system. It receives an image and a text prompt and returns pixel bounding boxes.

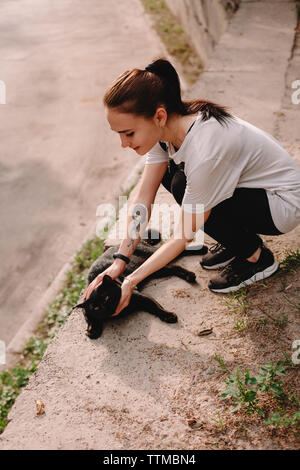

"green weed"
[221,366,264,416]
[222,288,249,315]
[266,410,300,428]
[0,363,37,432]
[220,360,299,428]
[214,355,229,373]
[211,411,225,432]
[233,318,248,331]
[277,248,300,275]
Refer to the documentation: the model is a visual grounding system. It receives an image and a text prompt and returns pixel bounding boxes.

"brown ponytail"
[103,57,233,126]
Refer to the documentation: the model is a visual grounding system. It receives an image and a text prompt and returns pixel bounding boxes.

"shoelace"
[209,243,225,254]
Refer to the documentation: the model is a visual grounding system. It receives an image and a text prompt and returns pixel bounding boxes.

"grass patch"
[222,287,250,315]
[214,355,229,373]
[216,247,300,436]
[220,359,300,430]
[277,248,300,275]
[220,248,300,334]
[140,0,203,83]
[0,236,105,434]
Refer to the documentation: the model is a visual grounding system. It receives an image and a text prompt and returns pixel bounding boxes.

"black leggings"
[161,162,283,259]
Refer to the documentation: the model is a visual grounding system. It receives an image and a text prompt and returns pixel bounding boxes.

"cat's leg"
[164,264,197,283]
[132,293,177,323]
[137,264,196,287]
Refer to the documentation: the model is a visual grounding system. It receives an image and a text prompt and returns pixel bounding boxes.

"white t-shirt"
[145,114,300,234]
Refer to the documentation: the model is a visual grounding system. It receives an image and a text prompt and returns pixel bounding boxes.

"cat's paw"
[184,271,196,283]
[159,311,178,323]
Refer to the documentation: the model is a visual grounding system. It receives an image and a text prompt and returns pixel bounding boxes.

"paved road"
[0,0,165,344]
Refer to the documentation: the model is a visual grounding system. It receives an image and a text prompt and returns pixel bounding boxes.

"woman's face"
[105,107,166,155]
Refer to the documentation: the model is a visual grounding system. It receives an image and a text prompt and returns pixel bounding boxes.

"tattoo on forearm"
[126,239,134,248]
[126,238,136,252]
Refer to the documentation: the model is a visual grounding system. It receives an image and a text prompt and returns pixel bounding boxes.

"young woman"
[85,58,300,314]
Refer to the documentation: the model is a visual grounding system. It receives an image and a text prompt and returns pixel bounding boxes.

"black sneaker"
[208,246,279,293]
[183,244,208,256]
[200,243,235,270]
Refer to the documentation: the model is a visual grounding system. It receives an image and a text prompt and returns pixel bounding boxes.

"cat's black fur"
[73,232,207,339]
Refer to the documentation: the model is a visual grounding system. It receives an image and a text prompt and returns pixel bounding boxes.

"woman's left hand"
[112,278,136,317]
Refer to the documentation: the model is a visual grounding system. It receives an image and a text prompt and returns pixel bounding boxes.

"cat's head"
[73,275,121,339]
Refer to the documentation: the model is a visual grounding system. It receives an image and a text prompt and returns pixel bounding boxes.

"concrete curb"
[3,158,145,370]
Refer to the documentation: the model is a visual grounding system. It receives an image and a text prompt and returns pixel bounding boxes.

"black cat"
[73,233,207,339]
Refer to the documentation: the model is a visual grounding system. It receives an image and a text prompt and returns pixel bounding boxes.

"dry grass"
[140,0,203,84]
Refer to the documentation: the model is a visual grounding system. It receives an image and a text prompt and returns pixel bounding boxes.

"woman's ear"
[154,107,167,128]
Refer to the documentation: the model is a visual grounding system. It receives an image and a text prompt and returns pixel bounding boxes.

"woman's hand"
[112,277,136,317]
[84,260,126,300]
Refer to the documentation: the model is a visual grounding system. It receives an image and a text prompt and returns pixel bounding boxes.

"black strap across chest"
[159,119,196,162]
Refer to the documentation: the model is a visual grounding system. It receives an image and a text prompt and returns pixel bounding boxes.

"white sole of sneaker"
[209,260,279,293]
[201,256,235,270]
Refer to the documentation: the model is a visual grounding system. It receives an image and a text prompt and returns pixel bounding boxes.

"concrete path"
[0,0,299,450]
[0,0,167,346]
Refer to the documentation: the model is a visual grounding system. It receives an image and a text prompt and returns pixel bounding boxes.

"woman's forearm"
[117,197,152,257]
[125,237,187,286]
[114,163,167,264]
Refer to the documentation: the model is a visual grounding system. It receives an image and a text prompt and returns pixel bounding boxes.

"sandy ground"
[0,0,168,346]
[0,0,299,450]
